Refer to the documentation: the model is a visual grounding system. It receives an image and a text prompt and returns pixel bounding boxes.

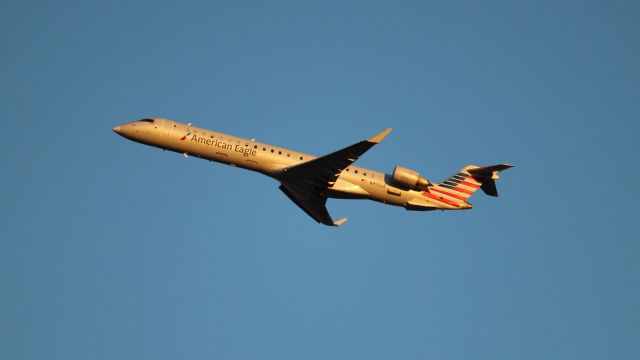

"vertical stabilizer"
[466,164,514,197]
[427,164,513,208]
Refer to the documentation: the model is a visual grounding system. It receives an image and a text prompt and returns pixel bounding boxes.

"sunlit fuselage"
[113,118,467,210]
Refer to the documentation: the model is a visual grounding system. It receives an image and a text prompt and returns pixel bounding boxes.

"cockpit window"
[139,118,155,123]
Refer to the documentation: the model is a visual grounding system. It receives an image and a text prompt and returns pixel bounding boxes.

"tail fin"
[466,164,514,197]
[433,164,513,201]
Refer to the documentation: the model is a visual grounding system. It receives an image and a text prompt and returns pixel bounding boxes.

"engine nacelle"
[392,166,431,190]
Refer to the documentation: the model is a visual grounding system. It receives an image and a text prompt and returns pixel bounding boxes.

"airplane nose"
[113,125,122,134]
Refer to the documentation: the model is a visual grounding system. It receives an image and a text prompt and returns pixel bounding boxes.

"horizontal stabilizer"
[467,164,514,179]
[480,179,499,196]
[465,163,514,197]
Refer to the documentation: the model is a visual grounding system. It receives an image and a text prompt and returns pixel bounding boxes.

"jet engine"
[392,166,431,190]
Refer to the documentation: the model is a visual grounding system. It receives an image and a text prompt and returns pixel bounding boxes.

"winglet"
[333,217,348,226]
[368,128,392,144]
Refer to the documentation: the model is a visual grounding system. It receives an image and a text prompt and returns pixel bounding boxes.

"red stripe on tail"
[459,180,480,189]
[430,187,468,201]
[421,192,460,207]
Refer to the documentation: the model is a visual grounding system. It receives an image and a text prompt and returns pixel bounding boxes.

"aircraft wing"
[279,182,346,226]
[279,128,392,226]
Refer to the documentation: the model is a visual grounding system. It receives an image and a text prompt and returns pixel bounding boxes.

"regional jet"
[113,118,513,226]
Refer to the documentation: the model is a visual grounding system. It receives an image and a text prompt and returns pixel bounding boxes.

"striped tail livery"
[424,164,514,209]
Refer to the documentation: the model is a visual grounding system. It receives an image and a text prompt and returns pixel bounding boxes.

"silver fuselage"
[113,118,464,210]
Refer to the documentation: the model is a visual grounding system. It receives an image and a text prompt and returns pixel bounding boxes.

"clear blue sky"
[2,1,639,359]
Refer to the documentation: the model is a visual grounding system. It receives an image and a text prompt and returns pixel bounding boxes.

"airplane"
[113,118,513,226]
